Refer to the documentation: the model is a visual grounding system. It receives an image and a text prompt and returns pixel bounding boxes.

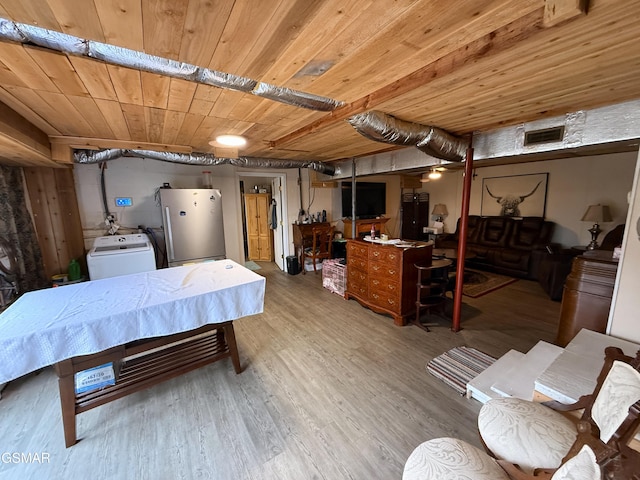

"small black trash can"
[286,255,300,275]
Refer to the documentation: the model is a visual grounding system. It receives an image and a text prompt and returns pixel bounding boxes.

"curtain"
[0,166,48,296]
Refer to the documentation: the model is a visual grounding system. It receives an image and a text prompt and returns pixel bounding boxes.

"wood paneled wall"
[23,166,85,281]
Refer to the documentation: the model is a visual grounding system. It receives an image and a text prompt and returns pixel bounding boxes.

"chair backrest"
[551,444,600,480]
[311,225,333,255]
[585,347,640,445]
[592,359,640,443]
[560,347,640,479]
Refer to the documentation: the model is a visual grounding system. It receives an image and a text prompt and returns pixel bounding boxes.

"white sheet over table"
[0,260,265,384]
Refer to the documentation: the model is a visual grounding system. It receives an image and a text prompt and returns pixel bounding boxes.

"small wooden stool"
[414,258,453,331]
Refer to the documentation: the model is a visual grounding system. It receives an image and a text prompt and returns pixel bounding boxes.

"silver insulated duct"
[348,110,467,162]
[74,149,336,176]
[0,17,342,112]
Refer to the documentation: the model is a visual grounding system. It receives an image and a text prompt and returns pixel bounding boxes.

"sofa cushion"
[436,215,483,249]
[466,215,483,244]
[476,216,512,247]
[509,217,554,250]
[493,248,530,271]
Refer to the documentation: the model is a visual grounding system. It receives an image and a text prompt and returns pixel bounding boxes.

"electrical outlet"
[107,213,117,222]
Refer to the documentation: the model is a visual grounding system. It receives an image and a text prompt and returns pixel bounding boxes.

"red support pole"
[451,146,474,332]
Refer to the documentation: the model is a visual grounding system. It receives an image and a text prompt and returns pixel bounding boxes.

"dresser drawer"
[347,256,368,271]
[370,277,399,296]
[369,288,400,312]
[347,242,368,260]
[369,246,402,268]
[347,268,368,297]
[369,261,400,277]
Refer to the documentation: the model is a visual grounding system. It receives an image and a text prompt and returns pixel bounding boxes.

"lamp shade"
[581,204,612,223]
[432,204,448,216]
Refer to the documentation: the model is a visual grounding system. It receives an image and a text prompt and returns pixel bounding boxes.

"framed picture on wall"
[481,173,549,217]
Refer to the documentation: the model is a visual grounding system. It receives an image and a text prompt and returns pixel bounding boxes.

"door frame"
[235,171,288,271]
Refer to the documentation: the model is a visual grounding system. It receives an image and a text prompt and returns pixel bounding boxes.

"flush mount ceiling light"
[211,135,247,147]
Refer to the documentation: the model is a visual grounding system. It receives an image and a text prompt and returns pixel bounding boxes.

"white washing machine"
[87,234,157,280]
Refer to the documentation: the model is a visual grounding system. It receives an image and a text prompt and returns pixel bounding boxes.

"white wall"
[418,151,636,247]
[74,158,324,264]
[75,158,241,262]
[609,149,640,343]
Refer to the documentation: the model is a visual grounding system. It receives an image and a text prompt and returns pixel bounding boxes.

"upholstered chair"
[402,438,599,480]
[477,347,640,476]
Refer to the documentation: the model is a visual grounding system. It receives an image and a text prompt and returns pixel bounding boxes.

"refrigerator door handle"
[164,206,175,262]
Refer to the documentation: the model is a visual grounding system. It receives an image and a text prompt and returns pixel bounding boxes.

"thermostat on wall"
[115,197,133,207]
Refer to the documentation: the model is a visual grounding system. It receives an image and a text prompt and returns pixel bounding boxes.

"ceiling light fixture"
[212,135,247,147]
[428,169,442,180]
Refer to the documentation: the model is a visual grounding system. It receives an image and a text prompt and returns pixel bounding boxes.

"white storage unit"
[87,234,156,280]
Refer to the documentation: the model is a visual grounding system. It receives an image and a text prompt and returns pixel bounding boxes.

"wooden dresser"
[345,239,433,326]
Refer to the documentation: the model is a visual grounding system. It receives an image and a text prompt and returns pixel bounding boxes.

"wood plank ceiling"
[0,0,638,168]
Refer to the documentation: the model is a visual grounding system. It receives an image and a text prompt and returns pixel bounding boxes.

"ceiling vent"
[293,60,335,77]
[524,126,565,146]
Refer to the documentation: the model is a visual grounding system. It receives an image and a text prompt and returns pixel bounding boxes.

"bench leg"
[223,323,242,374]
[56,367,77,447]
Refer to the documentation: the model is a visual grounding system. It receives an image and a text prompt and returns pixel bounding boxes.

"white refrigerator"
[159,188,226,266]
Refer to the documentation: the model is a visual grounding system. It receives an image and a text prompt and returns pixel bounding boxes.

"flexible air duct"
[0,18,342,111]
[74,149,336,176]
[348,110,467,162]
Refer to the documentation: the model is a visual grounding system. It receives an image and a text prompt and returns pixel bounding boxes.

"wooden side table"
[413,258,453,331]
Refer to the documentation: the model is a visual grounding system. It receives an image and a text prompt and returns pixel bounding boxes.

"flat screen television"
[341,181,386,219]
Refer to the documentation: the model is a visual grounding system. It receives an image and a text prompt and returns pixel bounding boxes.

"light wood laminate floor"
[0,262,559,479]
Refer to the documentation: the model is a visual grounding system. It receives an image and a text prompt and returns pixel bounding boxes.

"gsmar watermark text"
[1,452,50,464]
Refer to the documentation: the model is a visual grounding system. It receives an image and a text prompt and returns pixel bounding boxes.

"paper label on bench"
[74,363,115,394]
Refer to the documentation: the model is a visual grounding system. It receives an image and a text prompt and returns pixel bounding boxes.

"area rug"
[462,269,517,298]
[244,261,261,271]
[426,346,497,396]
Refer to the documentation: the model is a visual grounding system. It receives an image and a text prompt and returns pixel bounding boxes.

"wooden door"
[245,194,273,261]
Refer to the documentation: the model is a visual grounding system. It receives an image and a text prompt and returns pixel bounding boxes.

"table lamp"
[581,204,612,250]
[432,204,448,223]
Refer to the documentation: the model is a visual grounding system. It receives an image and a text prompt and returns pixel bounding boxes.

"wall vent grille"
[524,126,565,145]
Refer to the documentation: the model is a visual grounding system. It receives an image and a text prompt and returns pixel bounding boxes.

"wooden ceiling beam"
[0,100,51,163]
[543,0,589,27]
[270,8,547,148]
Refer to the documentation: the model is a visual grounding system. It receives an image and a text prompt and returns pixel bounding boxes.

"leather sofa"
[435,215,555,279]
